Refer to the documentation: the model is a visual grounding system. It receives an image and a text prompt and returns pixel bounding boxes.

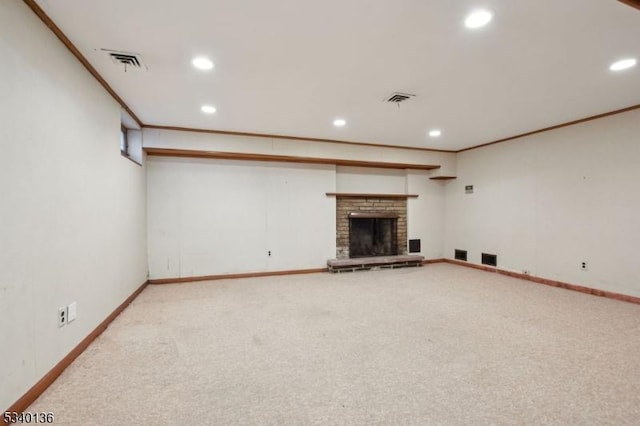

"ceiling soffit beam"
[143,125,454,153]
[22,0,144,127]
[144,148,441,171]
[618,0,640,11]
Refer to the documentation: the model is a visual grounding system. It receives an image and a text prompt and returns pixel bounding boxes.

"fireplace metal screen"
[349,213,398,258]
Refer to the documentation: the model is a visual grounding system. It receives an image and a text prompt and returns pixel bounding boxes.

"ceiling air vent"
[384,92,416,103]
[102,49,147,71]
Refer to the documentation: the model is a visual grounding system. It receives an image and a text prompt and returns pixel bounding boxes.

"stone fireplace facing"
[336,196,407,259]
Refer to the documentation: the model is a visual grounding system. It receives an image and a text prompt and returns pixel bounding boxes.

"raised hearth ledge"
[326,193,418,198]
[327,255,425,272]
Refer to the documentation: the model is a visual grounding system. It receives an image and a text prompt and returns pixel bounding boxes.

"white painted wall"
[407,171,446,259]
[444,109,640,297]
[336,166,406,193]
[145,127,453,271]
[147,157,336,278]
[0,1,147,411]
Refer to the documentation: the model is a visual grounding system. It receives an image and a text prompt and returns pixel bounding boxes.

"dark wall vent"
[409,239,421,253]
[454,249,467,261]
[481,253,497,267]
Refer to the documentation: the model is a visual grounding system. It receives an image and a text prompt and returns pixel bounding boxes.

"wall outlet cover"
[58,307,67,327]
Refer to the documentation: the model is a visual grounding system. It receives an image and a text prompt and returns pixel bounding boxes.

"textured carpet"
[28,264,640,425]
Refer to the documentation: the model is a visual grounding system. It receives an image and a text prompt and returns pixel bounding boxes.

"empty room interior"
[2,0,640,424]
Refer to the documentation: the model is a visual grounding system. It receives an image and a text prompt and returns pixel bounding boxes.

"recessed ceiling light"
[192,56,214,70]
[465,10,493,29]
[429,129,442,138]
[201,105,216,114]
[609,58,637,71]
[333,119,346,127]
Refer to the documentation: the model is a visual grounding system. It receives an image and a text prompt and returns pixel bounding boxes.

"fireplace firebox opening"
[348,212,398,258]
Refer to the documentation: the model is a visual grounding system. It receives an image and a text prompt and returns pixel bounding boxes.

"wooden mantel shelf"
[326,193,418,199]
[429,176,457,180]
[144,148,441,171]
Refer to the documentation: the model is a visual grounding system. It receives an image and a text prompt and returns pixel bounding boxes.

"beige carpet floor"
[28,263,640,425]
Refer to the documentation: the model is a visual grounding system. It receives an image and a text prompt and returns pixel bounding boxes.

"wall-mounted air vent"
[481,253,497,267]
[102,49,147,71]
[384,92,416,103]
[409,239,421,253]
[455,249,467,261]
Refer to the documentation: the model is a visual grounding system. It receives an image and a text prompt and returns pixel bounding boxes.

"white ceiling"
[36,0,640,151]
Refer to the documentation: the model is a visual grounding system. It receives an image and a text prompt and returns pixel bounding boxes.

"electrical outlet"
[581,261,588,271]
[68,301,77,323]
[58,307,67,327]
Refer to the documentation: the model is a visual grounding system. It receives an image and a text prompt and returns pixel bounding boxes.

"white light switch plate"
[68,301,77,323]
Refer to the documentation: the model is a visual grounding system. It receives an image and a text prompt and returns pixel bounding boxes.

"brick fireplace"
[336,196,407,259]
